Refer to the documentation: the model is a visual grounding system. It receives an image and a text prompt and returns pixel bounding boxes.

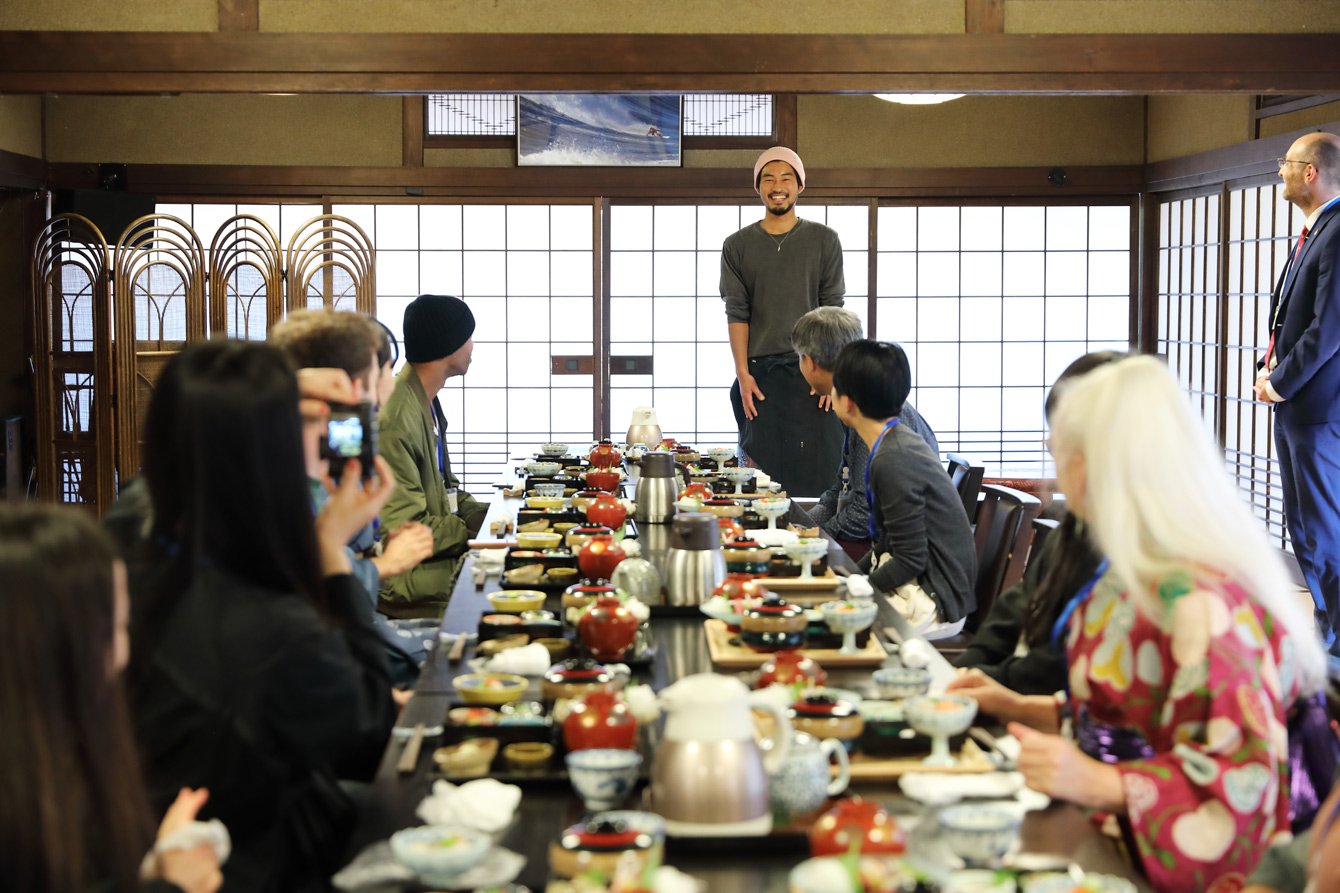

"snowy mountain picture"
[517,94,682,167]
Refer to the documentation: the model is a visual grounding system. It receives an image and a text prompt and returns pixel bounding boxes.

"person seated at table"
[269,309,436,683]
[365,313,400,412]
[128,340,399,893]
[830,339,976,635]
[0,502,222,893]
[947,354,1328,893]
[950,351,1125,694]
[377,293,487,617]
[791,307,939,549]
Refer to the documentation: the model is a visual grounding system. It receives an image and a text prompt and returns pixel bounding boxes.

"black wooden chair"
[946,453,985,524]
[966,484,1042,633]
[1025,516,1061,575]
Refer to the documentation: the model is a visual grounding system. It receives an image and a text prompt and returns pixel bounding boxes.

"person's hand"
[1008,722,1125,812]
[738,370,766,420]
[316,456,398,557]
[392,688,414,709]
[373,521,435,578]
[154,788,223,893]
[1253,373,1277,404]
[297,367,358,421]
[807,384,833,412]
[945,668,1022,720]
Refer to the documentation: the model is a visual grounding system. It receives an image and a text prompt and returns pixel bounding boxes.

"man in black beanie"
[378,294,487,616]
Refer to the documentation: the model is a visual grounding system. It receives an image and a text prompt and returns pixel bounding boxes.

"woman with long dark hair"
[129,340,398,893]
[950,350,1125,694]
[0,503,221,893]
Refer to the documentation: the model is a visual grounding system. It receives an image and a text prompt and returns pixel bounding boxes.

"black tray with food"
[434,700,657,786]
[516,508,587,527]
[503,547,579,571]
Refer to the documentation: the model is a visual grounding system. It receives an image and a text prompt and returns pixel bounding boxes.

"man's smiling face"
[757,160,799,216]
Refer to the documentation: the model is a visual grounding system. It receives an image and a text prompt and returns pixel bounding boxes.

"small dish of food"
[453,672,528,705]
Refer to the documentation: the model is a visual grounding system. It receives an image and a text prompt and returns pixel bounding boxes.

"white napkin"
[899,771,1050,812]
[141,819,231,879]
[653,865,707,893]
[471,549,506,572]
[624,683,660,723]
[482,642,551,676]
[415,778,521,833]
[844,574,874,598]
[754,471,771,488]
[620,537,642,558]
[899,637,935,669]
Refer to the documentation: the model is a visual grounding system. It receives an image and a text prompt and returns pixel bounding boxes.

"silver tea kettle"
[633,451,677,524]
[662,513,726,606]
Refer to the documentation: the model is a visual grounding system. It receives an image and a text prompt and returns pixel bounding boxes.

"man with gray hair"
[792,306,939,546]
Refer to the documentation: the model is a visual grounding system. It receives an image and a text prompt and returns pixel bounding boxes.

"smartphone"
[320,401,378,481]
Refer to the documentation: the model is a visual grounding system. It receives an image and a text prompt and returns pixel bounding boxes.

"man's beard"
[765,198,795,216]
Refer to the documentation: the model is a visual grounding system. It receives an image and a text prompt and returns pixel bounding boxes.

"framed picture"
[516,94,683,167]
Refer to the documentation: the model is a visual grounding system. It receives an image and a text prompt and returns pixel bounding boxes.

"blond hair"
[1049,354,1326,694]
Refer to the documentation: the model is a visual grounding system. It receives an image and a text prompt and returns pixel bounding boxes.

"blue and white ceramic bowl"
[389,825,491,881]
[540,443,569,457]
[872,666,932,700]
[904,694,977,738]
[938,804,1021,866]
[592,809,667,843]
[566,748,643,811]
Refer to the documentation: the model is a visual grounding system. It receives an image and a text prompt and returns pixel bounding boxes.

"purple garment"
[1287,690,1339,832]
[1075,705,1157,764]
[1079,694,1338,833]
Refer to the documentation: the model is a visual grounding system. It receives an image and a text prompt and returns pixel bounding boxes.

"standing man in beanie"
[378,294,487,616]
[721,146,846,496]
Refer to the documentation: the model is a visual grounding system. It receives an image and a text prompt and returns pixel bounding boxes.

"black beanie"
[403,294,476,363]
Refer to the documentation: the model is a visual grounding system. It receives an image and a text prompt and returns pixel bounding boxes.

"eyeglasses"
[1278,157,1315,170]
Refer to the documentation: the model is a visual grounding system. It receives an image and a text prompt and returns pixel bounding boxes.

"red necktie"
[1265,224,1310,366]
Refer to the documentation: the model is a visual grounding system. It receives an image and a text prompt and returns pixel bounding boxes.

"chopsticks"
[397,722,426,774]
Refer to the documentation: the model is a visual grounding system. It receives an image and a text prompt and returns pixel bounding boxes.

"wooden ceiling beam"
[2,32,1339,94]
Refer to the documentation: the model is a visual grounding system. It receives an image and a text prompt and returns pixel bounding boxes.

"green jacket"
[377,366,485,610]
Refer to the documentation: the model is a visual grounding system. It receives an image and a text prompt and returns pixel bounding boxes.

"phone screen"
[327,414,364,458]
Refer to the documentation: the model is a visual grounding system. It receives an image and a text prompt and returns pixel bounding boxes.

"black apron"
[731,352,843,497]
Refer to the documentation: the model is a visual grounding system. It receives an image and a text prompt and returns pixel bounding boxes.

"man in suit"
[1254,131,1340,660]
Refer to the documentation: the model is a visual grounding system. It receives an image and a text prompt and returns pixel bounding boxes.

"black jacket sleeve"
[257,573,396,782]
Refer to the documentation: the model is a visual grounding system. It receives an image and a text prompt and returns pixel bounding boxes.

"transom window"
[425,94,775,139]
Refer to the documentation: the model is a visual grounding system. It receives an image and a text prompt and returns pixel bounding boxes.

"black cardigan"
[131,567,395,893]
[952,518,1105,695]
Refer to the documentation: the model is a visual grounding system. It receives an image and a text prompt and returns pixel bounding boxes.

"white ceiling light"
[874,94,965,105]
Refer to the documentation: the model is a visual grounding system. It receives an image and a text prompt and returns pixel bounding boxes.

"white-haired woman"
[949,354,1327,893]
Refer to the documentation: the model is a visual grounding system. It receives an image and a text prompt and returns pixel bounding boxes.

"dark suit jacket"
[1268,200,1340,425]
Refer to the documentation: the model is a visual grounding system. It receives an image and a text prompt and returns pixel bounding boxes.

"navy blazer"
[1267,201,1340,425]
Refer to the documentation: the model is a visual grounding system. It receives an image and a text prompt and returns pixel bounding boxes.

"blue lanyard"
[840,427,851,493]
[1050,558,1111,657]
[431,396,447,479]
[864,418,900,541]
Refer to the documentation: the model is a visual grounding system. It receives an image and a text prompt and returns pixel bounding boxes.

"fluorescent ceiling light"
[874,94,965,105]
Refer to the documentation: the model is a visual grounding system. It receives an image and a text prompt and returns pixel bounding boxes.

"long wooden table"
[348,492,1150,892]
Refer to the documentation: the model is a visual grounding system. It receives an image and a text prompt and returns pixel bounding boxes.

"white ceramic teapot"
[649,673,792,836]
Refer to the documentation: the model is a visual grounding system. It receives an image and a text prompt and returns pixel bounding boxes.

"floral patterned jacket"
[1064,568,1300,893]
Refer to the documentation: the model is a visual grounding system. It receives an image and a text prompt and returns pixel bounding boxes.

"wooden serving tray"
[843,739,995,780]
[703,618,886,668]
[754,569,841,591]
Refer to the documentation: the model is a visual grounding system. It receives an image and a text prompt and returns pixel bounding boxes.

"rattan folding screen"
[30,214,114,514]
[30,210,378,512]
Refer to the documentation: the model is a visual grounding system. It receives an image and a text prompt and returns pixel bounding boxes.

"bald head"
[1293,132,1340,191]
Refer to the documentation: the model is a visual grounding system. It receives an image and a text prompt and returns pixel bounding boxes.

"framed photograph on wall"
[517,94,683,167]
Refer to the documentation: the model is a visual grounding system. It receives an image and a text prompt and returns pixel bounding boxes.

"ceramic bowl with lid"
[722,535,770,575]
[548,815,661,880]
[790,692,865,749]
[541,657,615,701]
[701,497,744,519]
[565,523,613,549]
[561,579,617,611]
[740,593,807,652]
